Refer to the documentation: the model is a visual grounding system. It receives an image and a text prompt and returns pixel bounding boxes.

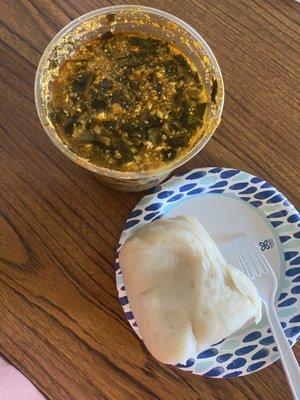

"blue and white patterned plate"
[116,167,300,378]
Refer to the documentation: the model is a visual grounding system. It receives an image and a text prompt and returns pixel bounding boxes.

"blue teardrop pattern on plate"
[179,183,197,192]
[239,186,257,195]
[157,190,174,199]
[250,176,263,184]
[186,171,207,180]
[285,268,300,277]
[144,212,159,221]
[223,371,243,378]
[271,221,284,228]
[243,331,262,342]
[267,194,284,203]
[216,353,233,363]
[220,169,240,179]
[124,219,140,230]
[251,348,269,360]
[291,286,300,294]
[235,345,258,356]
[240,197,251,202]
[209,189,225,193]
[209,167,222,173]
[203,366,225,377]
[229,182,248,190]
[254,190,275,200]
[125,311,134,320]
[268,210,288,218]
[176,358,195,368]
[284,327,300,338]
[288,214,300,223]
[291,256,300,266]
[128,209,143,219]
[246,361,266,373]
[259,336,274,346]
[250,201,263,208]
[119,296,129,306]
[289,314,300,323]
[187,187,205,196]
[284,251,299,261]
[278,292,288,301]
[167,194,184,202]
[278,298,297,307]
[210,180,228,189]
[261,182,272,189]
[292,276,300,283]
[145,202,163,211]
[280,236,291,243]
[226,357,247,369]
[197,348,218,359]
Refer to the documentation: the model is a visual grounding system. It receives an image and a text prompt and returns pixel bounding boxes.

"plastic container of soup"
[35,5,224,191]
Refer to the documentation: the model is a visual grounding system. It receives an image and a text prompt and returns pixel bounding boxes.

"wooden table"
[0,0,299,399]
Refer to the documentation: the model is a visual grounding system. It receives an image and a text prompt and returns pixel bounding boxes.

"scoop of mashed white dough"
[119,215,262,364]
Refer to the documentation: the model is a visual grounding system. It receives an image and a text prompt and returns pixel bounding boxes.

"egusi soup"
[49,31,208,172]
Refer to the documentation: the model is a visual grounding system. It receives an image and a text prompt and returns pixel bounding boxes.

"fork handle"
[264,301,300,400]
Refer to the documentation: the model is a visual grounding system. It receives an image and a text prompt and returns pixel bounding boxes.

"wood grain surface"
[0,0,299,399]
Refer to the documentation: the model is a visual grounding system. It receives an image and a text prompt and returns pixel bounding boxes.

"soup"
[49,31,208,172]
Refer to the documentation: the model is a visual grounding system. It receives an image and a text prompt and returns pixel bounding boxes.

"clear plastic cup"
[35,5,224,191]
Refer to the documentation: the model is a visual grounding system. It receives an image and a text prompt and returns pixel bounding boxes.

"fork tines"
[231,234,270,279]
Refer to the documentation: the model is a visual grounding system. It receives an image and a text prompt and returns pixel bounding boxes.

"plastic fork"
[223,234,300,400]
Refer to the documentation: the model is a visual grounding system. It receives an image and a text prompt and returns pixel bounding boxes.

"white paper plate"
[116,167,300,377]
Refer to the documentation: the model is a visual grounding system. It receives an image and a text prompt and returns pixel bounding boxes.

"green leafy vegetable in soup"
[49,32,208,172]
